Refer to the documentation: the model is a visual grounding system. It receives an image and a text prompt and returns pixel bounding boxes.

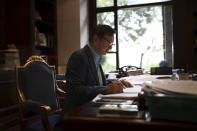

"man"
[62,24,132,115]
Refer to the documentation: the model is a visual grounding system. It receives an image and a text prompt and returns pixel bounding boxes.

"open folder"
[92,85,142,106]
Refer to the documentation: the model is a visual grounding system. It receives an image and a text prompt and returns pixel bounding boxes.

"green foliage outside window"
[97,0,164,73]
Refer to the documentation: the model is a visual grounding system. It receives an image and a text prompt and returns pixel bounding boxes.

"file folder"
[144,93,197,123]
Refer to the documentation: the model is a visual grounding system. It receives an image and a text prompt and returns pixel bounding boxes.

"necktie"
[97,58,103,86]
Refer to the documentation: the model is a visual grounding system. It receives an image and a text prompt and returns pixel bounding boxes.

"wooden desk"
[61,75,197,131]
[60,103,197,131]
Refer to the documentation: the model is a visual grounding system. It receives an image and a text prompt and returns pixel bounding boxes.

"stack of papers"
[143,80,197,95]
[123,74,171,85]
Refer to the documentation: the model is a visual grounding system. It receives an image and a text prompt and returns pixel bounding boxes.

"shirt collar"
[88,44,102,65]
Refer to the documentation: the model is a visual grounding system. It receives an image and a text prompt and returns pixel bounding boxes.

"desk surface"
[60,103,197,131]
[61,75,197,131]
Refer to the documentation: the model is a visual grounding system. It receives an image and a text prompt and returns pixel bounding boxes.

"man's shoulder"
[71,45,91,57]
[67,45,91,67]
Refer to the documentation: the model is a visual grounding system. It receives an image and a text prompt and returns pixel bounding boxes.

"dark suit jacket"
[62,45,107,114]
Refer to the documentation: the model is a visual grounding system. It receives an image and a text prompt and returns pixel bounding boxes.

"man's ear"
[93,35,99,43]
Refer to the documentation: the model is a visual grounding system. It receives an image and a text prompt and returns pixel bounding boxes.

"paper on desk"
[100,92,138,100]
[123,85,142,93]
[144,80,197,95]
[92,94,134,105]
[123,75,171,85]
[98,85,142,100]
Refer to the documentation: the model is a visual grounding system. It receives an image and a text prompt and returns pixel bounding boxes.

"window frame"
[89,0,172,70]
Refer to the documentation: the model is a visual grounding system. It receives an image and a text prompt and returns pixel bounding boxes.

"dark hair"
[89,24,115,42]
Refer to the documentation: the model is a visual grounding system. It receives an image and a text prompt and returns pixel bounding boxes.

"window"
[91,0,173,73]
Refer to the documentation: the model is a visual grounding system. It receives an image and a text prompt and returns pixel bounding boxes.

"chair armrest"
[38,106,53,131]
[56,83,66,94]
[21,100,52,130]
[55,83,66,108]
[23,100,51,118]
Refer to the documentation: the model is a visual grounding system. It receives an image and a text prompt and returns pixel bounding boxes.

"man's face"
[94,34,114,56]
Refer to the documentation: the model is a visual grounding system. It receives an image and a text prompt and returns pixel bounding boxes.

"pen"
[96,99,111,102]
[120,82,127,89]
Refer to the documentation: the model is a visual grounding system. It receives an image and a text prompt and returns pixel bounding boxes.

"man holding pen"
[62,24,133,115]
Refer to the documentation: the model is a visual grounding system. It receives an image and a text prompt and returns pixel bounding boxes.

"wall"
[57,0,89,74]
[172,0,194,71]
[0,0,5,49]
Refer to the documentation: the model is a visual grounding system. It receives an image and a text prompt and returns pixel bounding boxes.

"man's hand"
[106,82,124,94]
[106,79,133,94]
[120,79,133,88]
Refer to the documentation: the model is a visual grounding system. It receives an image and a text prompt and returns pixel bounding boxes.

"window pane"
[102,53,116,73]
[97,12,115,28]
[109,34,116,52]
[97,0,114,8]
[118,6,164,71]
[117,0,171,6]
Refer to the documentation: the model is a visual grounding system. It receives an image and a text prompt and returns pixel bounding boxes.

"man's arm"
[65,52,106,99]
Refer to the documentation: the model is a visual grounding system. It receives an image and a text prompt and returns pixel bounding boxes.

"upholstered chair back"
[17,60,58,110]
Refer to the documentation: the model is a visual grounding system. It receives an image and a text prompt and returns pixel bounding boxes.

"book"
[99,104,138,116]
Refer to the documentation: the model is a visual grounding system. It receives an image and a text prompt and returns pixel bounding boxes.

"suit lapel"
[84,45,100,84]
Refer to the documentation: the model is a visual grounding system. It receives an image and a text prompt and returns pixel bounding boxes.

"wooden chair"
[16,56,65,130]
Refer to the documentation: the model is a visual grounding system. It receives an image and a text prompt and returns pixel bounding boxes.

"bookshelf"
[192,1,197,55]
[190,0,197,70]
[33,0,57,66]
[3,0,57,68]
